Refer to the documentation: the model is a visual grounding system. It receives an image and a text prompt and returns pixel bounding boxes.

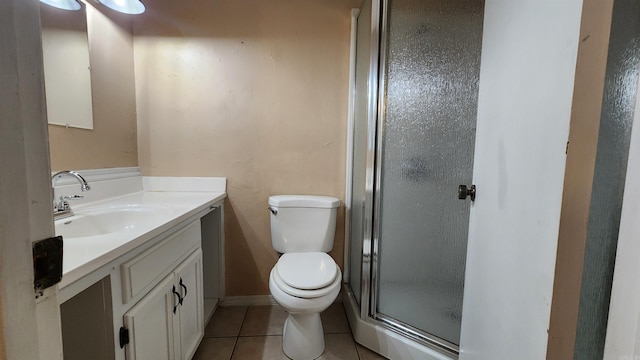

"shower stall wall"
[346,0,484,358]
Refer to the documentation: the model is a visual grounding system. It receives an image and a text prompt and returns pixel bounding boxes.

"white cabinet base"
[123,250,204,360]
[123,275,178,360]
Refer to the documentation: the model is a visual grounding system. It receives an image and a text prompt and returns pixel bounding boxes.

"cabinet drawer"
[121,221,201,304]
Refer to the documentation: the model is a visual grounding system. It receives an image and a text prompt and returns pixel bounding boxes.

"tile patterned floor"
[194,303,387,360]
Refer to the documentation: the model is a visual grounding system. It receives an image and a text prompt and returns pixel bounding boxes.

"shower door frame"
[357,0,380,329]
[354,0,460,356]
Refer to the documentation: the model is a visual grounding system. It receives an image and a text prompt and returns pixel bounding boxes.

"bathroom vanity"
[53,169,225,360]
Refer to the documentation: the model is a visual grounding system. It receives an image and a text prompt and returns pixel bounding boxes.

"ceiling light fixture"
[39,0,82,11]
[98,0,145,14]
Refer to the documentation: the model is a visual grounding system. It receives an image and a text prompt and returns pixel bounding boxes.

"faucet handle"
[55,199,70,212]
[55,195,83,212]
[61,195,84,201]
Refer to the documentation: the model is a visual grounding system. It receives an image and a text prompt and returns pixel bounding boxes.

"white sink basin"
[56,205,173,239]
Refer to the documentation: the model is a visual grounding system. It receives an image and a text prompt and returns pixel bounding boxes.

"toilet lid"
[275,252,338,290]
[271,266,341,299]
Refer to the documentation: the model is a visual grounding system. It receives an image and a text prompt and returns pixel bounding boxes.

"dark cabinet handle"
[179,278,188,304]
[172,285,182,313]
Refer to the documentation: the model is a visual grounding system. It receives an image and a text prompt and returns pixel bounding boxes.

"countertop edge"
[58,191,226,290]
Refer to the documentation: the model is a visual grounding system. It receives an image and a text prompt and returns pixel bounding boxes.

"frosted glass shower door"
[374,0,484,349]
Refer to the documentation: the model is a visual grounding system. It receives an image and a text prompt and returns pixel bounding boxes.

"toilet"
[268,195,342,360]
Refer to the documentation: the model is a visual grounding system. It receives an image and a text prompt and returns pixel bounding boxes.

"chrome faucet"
[52,170,91,220]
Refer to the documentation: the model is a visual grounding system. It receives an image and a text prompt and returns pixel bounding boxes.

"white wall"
[603,72,640,359]
[459,1,583,359]
[0,0,63,359]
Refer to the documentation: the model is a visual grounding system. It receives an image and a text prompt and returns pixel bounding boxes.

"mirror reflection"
[40,2,94,130]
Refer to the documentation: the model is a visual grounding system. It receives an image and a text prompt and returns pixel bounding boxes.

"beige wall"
[48,3,137,171]
[134,0,358,296]
[546,0,614,358]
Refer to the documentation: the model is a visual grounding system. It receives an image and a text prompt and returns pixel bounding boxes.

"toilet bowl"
[267,195,341,360]
[269,252,342,360]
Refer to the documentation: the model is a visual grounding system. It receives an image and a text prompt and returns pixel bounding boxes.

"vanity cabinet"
[123,250,203,360]
[175,250,204,360]
[59,197,225,360]
[122,274,176,360]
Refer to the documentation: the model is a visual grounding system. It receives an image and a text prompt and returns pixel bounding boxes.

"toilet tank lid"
[268,195,340,208]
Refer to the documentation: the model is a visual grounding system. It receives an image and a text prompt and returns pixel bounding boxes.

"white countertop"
[58,190,226,289]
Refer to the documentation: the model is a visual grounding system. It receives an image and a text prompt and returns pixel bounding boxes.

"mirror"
[40,2,94,130]
[45,2,139,172]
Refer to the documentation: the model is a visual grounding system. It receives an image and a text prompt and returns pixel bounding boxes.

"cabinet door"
[123,274,180,360]
[175,250,204,360]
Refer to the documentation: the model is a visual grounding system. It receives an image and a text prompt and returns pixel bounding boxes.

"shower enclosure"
[344,0,484,357]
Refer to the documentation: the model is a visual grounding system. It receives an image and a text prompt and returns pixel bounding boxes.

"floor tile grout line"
[355,341,363,360]
[232,333,350,338]
[237,334,284,338]
[206,335,239,339]
[228,336,238,360]
[229,306,250,358]
[201,304,372,359]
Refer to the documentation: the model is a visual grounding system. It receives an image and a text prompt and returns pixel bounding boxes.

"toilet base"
[282,313,325,360]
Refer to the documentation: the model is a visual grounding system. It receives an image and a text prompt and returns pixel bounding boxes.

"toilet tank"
[268,195,340,253]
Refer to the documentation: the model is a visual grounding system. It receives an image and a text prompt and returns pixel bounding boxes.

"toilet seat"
[276,252,337,289]
[273,253,340,299]
[272,267,340,299]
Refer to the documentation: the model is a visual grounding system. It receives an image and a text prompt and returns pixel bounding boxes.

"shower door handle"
[458,184,476,201]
